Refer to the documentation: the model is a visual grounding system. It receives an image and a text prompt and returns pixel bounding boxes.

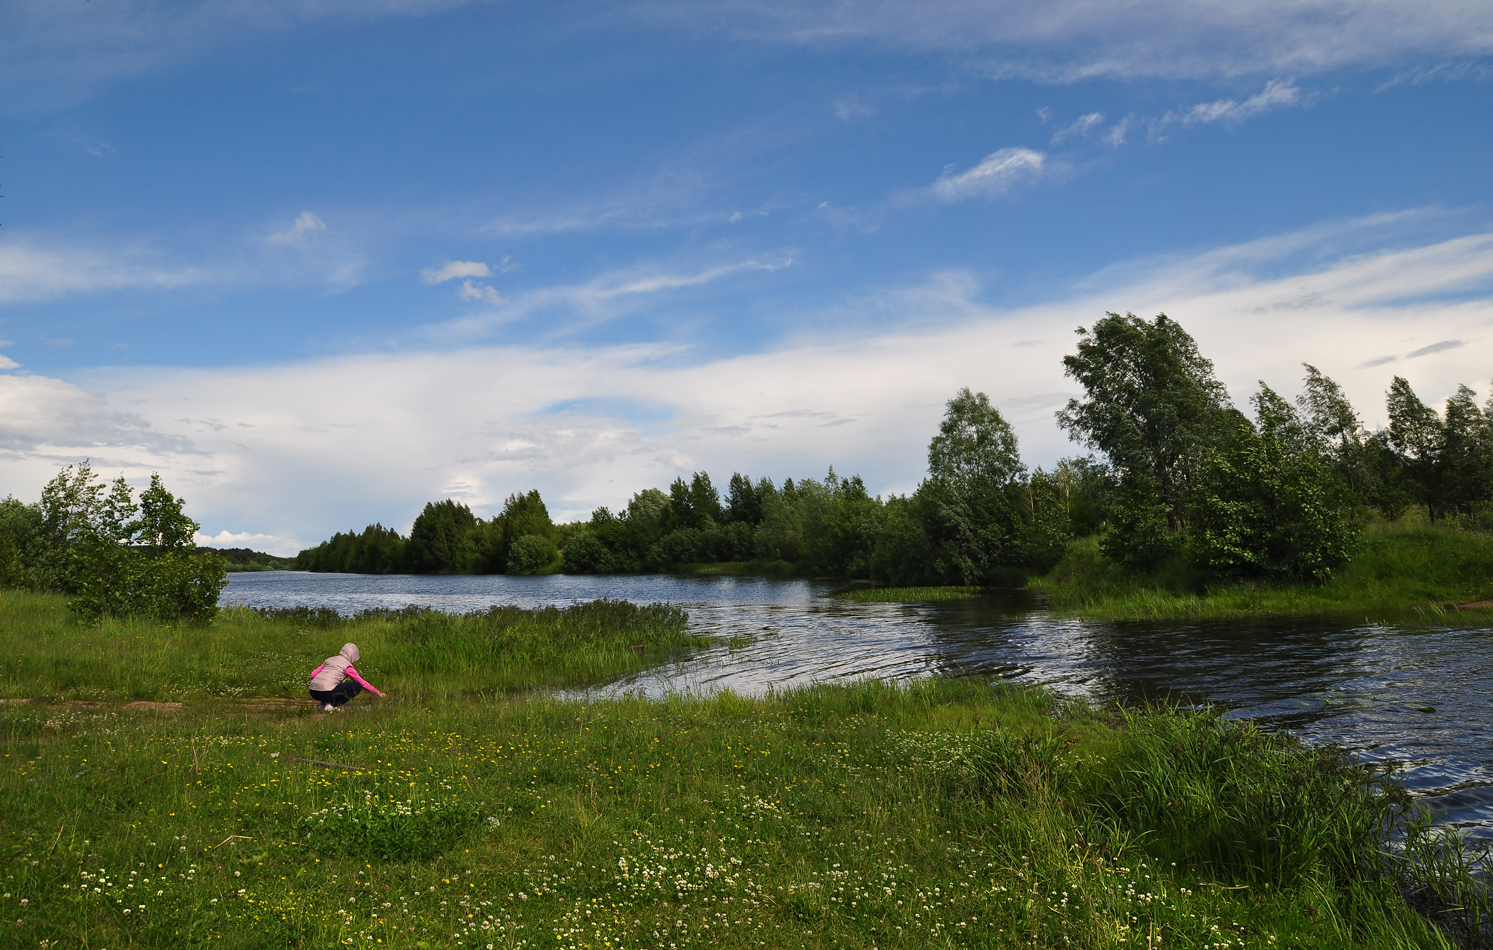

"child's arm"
[309,662,326,680]
[344,665,384,697]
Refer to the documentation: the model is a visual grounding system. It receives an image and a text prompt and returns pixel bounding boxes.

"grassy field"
[1028,519,1493,621]
[1,594,1488,949]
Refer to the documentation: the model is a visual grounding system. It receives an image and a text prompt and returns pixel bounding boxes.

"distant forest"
[293,312,1493,586]
[203,547,295,572]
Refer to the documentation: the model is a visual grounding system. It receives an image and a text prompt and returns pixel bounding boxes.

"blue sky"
[2,0,1492,554]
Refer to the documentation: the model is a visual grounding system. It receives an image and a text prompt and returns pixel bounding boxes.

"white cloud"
[1103,114,1139,147]
[421,260,492,283]
[930,147,1046,202]
[458,280,506,305]
[195,530,304,558]
[0,355,18,370]
[3,0,494,113]
[834,97,875,120]
[5,212,1490,548]
[657,0,1493,81]
[1160,78,1309,127]
[434,254,797,339]
[0,372,188,454]
[1051,112,1103,143]
[7,0,1493,118]
[0,240,214,304]
[266,211,328,246]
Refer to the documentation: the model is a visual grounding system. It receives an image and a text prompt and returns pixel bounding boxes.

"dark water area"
[224,571,1493,842]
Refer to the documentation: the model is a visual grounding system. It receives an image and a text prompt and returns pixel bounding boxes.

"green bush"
[506,533,558,574]
[69,547,228,624]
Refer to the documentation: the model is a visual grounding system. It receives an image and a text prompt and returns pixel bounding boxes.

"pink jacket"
[308,643,382,696]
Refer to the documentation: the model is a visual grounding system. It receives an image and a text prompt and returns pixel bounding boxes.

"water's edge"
[225,571,1493,841]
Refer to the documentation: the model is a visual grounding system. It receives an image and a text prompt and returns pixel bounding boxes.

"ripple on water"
[225,571,1493,840]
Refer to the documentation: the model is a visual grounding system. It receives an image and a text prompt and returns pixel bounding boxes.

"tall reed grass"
[0,591,703,702]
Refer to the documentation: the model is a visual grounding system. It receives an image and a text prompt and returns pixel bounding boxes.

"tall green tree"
[1378,376,1493,523]
[405,500,476,573]
[1190,387,1359,583]
[498,490,555,573]
[928,388,1024,488]
[1056,313,1231,537]
[919,388,1026,583]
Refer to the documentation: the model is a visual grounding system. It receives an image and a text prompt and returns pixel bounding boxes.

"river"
[223,570,1493,842]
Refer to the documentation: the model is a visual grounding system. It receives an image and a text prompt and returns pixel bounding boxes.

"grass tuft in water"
[830,585,988,603]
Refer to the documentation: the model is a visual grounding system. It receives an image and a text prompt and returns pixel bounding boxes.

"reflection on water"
[224,571,1493,840]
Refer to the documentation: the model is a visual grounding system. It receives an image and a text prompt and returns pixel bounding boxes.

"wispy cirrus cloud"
[929,147,1046,203]
[458,280,506,305]
[431,254,797,336]
[1051,112,1103,143]
[0,240,216,305]
[653,0,1493,81]
[421,260,492,283]
[2,0,497,114]
[266,211,328,246]
[1159,78,1310,127]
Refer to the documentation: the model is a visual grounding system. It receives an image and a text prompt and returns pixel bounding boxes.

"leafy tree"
[920,389,1026,582]
[0,495,43,589]
[1049,457,1113,537]
[134,474,198,553]
[928,388,1024,488]
[666,472,723,530]
[1190,388,1358,583]
[9,463,227,621]
[506,534,558,575]
[294,523,406,573]
[1380,377,1493,522]
[1296,365,1374,500]
[1019,469,1074,571]
[560,531,613,573]
[869,495,934,586]
[724,473,766,525]
[405,500,476,573]
[1441,384,1493,516]
[1057,313,1231,535]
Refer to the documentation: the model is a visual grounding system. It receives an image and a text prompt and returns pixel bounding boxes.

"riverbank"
[1,596,1488,948]
[829,520,1493,620]
[1026,520,1493,621]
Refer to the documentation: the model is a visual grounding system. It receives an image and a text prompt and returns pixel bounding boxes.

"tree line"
[294,312,1493,585]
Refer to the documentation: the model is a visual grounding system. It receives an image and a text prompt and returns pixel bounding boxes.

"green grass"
[1028,519,1493,621]
[830,586,988,604]
[1,594,1487,949]
[4,679,1484,949]
[0,591,707,703]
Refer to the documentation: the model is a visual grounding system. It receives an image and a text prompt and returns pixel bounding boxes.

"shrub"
[506,534,558,574]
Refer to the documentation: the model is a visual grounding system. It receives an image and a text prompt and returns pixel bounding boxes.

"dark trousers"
[310,680,364,708]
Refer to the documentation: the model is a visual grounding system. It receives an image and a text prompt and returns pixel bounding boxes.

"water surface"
[224,571,1493,840]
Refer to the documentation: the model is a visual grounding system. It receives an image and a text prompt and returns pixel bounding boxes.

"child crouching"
[308,642,385,712]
